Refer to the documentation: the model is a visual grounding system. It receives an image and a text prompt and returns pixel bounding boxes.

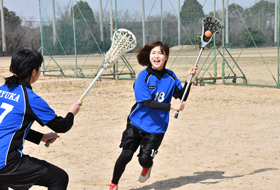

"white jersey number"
[154,92,165,102]
[0,102,14,124]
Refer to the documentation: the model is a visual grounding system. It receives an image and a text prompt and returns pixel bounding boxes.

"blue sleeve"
[28,90,56,126]
[134,71,152,103]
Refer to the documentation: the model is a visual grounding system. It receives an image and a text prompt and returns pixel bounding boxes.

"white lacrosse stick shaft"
[78,68,104,102]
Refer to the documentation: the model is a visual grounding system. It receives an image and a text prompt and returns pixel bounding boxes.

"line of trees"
[0,0,278,56]
[0,7,41,55]
[227,0,276,47]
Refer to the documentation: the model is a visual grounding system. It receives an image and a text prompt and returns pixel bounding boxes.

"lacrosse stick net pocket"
[201,17,223,46]
[103,29,137,69]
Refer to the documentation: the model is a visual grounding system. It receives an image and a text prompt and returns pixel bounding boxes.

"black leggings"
[0,164,68,190]
[111,148,153,184]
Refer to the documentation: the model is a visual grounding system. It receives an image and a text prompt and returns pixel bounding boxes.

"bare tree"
[21,16,41,51]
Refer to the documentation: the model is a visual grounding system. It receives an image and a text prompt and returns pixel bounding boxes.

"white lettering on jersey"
[8,93,16,100]
[150,149,158,158]
[154,92,165,102]
[0,90,7,97]
[0,103,14,123]
[0,90,20,102]
[13,95,20,102]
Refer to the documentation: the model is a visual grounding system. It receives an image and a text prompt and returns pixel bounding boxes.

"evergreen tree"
[180,0,204,24]
[228,3,243,17]
[0,7,23,54]
[70,0,100,54]
[244,0,274,17]
[72,0,95,24]
[1,7,21,28]
[241,27,265,47]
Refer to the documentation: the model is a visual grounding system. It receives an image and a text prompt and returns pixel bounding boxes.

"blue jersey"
[0,80,56,169]
[129,66,184,133]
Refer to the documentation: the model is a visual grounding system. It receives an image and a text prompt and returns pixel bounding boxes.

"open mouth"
[153,60,160,65]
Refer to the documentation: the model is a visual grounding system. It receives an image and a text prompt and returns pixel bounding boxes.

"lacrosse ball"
[204,30,212,38]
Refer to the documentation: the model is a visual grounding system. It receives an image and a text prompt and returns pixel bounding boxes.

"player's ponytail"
[5,49,43,88]
[4,75,19,89]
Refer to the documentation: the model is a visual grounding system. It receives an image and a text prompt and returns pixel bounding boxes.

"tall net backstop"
[39,0,280,87]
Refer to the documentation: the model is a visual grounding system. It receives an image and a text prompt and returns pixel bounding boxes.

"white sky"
[2,0,261,22]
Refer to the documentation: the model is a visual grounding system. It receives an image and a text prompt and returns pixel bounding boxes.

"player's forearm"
[25,129,44,144]
[173,81,191,101]
[143,99,170,111]
[46,112,74,133]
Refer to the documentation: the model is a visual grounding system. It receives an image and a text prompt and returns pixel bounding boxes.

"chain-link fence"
[39,0,280,87]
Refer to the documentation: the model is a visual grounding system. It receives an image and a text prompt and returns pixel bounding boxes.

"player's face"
[30,66,41,84]
[150,46,167,71]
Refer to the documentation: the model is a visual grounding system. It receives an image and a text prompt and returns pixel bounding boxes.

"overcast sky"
[1,0,262,22]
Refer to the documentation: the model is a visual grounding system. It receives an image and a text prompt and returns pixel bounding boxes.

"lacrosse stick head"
[103,28,137,69]
[201,17,223,48]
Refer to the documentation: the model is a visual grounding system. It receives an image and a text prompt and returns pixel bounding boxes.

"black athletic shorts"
[0,155,49,189]
[120,123,165,158]
[0,154,68,190]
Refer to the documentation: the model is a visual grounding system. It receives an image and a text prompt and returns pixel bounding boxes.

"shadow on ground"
[129,168,278,190]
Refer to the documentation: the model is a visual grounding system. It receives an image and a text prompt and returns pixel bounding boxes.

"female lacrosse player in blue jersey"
[0,49,82,190]
[107,41,198,190]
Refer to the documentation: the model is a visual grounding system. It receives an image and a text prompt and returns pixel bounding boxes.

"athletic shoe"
[139,167,152,183]
[106,183,118,190]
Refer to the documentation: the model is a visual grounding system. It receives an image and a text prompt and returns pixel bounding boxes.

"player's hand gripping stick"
[45,133,57,147]
[174,16,222,119]
[45,139,52,147]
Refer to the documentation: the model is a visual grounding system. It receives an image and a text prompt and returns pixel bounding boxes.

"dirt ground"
[0,51,280,190]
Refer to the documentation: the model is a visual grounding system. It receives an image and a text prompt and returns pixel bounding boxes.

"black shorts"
[120,124,165,158]
[0,155,68,190]
[0,155,49,190]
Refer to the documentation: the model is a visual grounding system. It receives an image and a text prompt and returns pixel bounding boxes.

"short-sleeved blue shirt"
[0,80,56,169]
[129,66,183,133]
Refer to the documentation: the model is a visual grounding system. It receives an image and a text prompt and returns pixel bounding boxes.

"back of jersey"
[0,84,25,169]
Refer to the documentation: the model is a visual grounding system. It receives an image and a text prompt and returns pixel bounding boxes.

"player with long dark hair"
[0,49,82,190]
[107,41,197,190]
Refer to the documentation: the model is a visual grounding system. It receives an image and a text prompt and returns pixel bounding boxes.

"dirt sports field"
[1,47,280,190]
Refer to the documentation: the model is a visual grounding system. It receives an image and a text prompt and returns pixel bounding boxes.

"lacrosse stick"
[45,132,57,147]
[78,28,137,102]
[45,140,51,147]
[174,16,223,119]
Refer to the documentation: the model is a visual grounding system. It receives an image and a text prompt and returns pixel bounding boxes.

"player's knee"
[138,155,153,168]
[61,170,69,185]
[120,153,133,163]
[120,149,134,163]
[54,168,69,188]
